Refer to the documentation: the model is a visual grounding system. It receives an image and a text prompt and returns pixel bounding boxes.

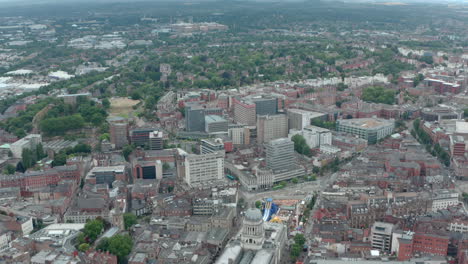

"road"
[239,170,340,204]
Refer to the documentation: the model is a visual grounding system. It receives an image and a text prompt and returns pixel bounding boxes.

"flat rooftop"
[338,118,393,129]
[205,115,227,123]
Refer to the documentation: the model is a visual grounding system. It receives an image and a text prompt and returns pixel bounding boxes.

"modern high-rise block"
[228,125,250,145]
[254,97,277,116]
[266,138,295,173]
[184,151,225,187]
[233,98,256,126]
[130,128,155,147]
[205,115,228,134]
[185,104,206,132]
[371,222,395,253]
[257,114,288,144]
[200,139,225,154]
[149,131,164,150]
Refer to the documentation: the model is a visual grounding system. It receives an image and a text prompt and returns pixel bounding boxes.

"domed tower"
[111,204,125,230]
[241,208,265,250]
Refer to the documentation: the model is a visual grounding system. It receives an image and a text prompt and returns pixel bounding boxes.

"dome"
[245,208,262,222]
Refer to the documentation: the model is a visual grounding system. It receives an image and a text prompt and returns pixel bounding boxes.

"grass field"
[108,97,140,118]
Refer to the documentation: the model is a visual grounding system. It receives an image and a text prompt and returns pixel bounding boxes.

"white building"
[10,134,42,158]
[431,189,459,212]
[371,222,395,253]
[184,151,225,187]
[228,125,250,145]
[449,220,468,233]
[215,208,286,264]
[289,125,332,148]
[320,144,340,154]
[19,216,34,235]
[0,231,11,250]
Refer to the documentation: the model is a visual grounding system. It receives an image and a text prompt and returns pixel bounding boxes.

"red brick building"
[412,232,449,256]
[397,238,413,261]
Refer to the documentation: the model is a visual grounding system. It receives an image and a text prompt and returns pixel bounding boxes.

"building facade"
[266,138,295,173]
[185,104,206,132]
[205,115,228,134]
[109,122,128,149]
[337,118,395,144]
[184,151,225,187]
[233,98,256,126]
[257,114,288,144]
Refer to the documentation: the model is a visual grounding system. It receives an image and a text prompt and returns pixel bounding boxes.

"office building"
[289,125,332,148]
[287,108,327,130]
[371,222,395,253]
[109,120,128,149]
[200,139,225,154]
[185,104,206,132]
[266,138,295,173]
[205,115,228,134]
[253,97,277,116]
[233,98,256,126]
[228,125,250,145]
[257,114,288,144]
[184,151,225,187]
[149,131,164,150]
[130,128,156,147]
[85,165,126,187]
[133,160,163,180]
[336,118,395,144]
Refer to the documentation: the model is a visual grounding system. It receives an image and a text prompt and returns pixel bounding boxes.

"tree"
[102,98,111,109]
[294,233,306,246]
[312,166,320,174]
[36,143,45,160]
[292,178,298,184]
[52,152,67,167]
[362,86,396,105]
[78,243,90,252]
[99,234,133,262]
[123,213,137,230]
[21,148,36,170]
[100,133,110,141]
[96,237,110,251]
[40,114,85,136]
[162,162,170,171]
[131,91,141,100]
[290,243,302,261]
[292,134,312,157]
[420,55,433,64]
[122,144,135,161]
[255,201,262,209]
[83,219,104,242]
[16,161,25,173]
[463,193,468,203]
[3,164,16,175]
[337,82,348,91]
[77,232,86,244]
[73,143,92,154]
